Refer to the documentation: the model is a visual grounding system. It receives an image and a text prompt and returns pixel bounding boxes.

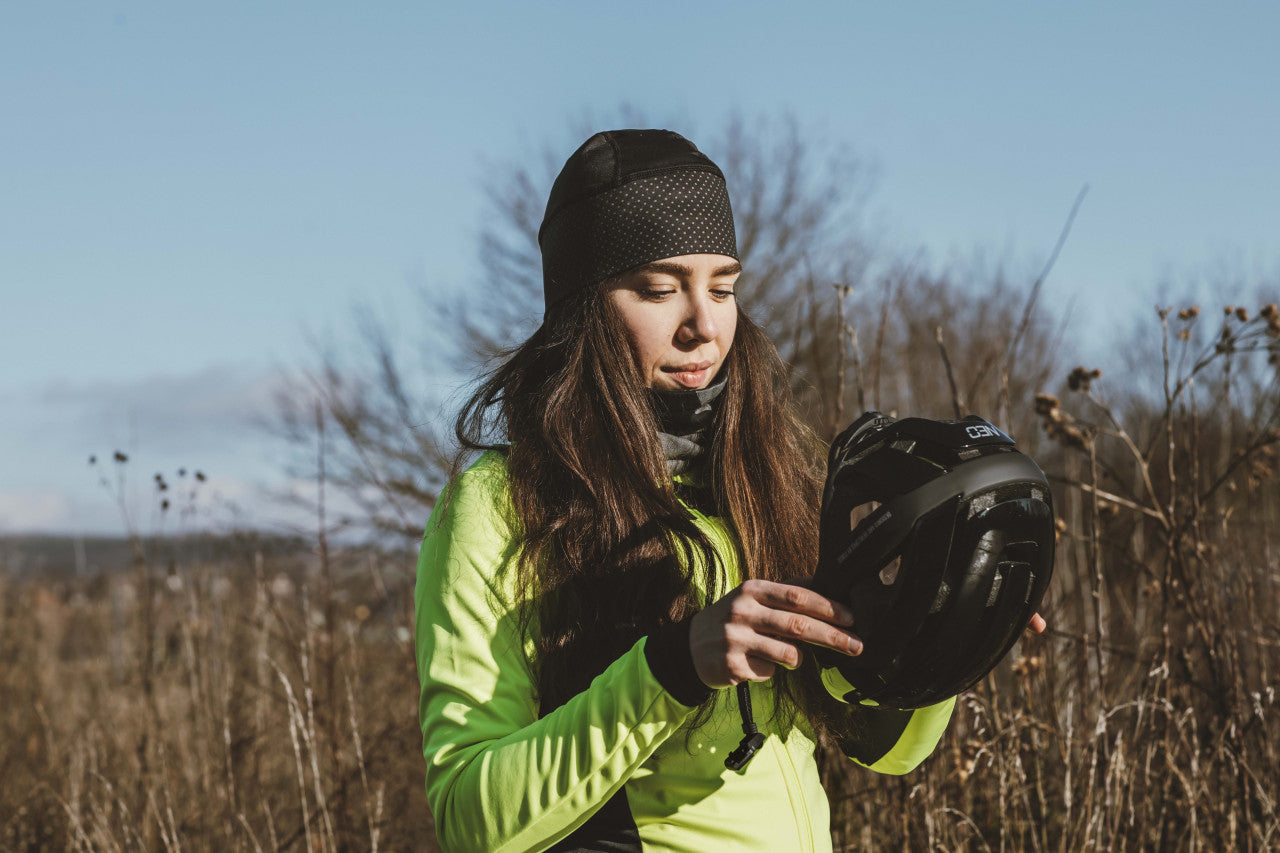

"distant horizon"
[0,527,406,582]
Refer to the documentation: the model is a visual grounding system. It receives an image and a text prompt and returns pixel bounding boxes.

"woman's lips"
[662,361,714,388]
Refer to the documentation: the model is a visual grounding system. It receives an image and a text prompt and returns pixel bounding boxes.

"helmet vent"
[879,556,901,586]
[985,565,1006,607]
[850,501,882,531]
[929,580,951,614]
[968,493,996,519]
[890,439,917,453]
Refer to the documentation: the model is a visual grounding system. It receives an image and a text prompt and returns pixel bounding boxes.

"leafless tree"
[269,110,1063,543]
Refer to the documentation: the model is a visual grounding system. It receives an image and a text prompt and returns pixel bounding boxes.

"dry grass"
[819,303,1280,851]
[1,541,436,851]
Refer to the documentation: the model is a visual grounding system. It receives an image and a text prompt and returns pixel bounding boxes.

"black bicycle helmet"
[810,411,1055,709]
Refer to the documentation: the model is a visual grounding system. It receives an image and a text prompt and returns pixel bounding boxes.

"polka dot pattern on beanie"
[541,168,738,310]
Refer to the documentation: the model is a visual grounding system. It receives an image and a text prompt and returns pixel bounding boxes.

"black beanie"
[538,129,739,312]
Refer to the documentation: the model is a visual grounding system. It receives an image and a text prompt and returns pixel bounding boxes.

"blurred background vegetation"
[3,114,1278,851]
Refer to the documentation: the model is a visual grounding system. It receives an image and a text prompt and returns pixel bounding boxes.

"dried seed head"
[1236,306,1250,322]
[1225,305,1235,316]
[113,451,128,463]
[88,455,97,465]
[1048,421,1092,451]
[1261,303,1279,322]
[1178,328,1190,340]
[161,499,170,511]
[1033,393,1060,416]
[1177,306,1200,321]
[1067,366,1102,392]
[195,471,206,482]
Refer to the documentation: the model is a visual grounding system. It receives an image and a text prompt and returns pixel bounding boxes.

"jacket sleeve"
[820,665,955,775]
[414,458,699,853]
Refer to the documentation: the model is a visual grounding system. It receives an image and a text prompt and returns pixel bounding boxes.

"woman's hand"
[689,579,863,689]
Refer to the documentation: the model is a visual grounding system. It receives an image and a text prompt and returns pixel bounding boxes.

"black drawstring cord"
[724,681,766,770]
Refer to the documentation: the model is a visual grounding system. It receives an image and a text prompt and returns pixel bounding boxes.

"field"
[5,304,1280,851]
[1,533,434,850]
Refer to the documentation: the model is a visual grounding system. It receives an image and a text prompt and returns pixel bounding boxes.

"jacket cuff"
[644,617,713,707]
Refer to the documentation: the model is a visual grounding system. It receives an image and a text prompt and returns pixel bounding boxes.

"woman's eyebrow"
[634,260,743,278]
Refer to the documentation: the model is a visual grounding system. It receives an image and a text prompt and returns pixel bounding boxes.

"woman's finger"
[751,606,862,656]
[745,635,805,672]
[741,652,781,681]
[1028,612,1047,634]
[745,579,855,626]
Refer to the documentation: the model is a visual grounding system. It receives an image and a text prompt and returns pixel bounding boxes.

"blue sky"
[2,2,1277,535]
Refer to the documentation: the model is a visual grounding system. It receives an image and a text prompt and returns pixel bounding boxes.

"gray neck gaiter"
[650,372,728,476]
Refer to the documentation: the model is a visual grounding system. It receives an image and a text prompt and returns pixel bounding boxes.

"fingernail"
[848,638,863,655]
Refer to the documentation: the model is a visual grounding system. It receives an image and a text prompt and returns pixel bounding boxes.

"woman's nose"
[678,294,718,343]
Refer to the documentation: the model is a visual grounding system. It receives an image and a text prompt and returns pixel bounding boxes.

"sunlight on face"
[603,253,741,391]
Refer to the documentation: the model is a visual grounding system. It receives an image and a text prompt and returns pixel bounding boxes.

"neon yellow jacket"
[414,450,954,853]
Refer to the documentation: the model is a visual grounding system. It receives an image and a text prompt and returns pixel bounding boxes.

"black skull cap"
[538,129,739,312]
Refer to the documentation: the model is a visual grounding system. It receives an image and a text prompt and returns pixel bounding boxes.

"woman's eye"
[640,289,676,301]
[712,289,736,299]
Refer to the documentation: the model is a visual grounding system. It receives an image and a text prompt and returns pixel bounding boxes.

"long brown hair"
[454,281,854,737]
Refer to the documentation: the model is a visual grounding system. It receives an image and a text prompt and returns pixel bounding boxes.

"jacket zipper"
[769,735,815,852]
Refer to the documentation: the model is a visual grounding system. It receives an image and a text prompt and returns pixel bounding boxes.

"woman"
[415,129,958,852]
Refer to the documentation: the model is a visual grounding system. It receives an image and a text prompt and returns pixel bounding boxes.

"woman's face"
[604,253,741,391]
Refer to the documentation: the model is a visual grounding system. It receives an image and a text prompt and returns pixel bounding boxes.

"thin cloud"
[2,363,308,535]
[0,489,71,531]
[28,362,293,455]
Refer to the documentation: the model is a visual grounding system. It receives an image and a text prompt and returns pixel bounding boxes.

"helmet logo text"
[965,424,1005,440]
